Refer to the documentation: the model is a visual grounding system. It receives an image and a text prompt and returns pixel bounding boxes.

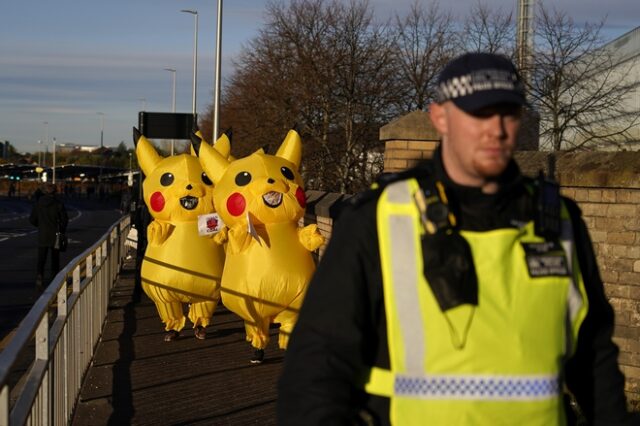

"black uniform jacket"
[29,193,69,248]
[277,150,636,426]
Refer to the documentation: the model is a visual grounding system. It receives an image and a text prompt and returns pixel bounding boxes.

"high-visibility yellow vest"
[365,178,588,425]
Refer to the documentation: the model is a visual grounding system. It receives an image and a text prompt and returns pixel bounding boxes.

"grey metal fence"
[0,215,130,426]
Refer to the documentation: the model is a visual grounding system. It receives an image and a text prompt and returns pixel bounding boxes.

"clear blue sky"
[1,0,638,155]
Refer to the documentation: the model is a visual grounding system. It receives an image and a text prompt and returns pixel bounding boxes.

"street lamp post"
[139,98,147,111]
[164,68,177,155]
[37,139,42,165]
[52,137,57,184]
[181,9,198,116]
[213,0,223,140]
[43,121,49,166]
[97,112,105,148]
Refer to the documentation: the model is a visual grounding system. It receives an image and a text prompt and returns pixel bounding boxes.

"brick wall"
[379,110,439,172]
[562,184,640,405]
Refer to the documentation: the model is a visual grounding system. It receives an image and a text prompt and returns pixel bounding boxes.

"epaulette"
[346,186,384,209]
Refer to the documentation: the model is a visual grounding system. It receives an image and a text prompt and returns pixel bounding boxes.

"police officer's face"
[429,101,522,191]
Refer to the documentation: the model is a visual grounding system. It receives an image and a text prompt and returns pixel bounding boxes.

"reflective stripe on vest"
[367,178,589,425]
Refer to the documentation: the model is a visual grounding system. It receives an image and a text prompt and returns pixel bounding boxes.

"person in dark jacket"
[29,183,69,290]
[277,53,637,425]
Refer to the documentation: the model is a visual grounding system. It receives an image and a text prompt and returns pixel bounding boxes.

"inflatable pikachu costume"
[194,128,324,362]
[134,128,226,341]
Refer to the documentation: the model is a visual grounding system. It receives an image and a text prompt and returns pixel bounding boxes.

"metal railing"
[0,215,130,426]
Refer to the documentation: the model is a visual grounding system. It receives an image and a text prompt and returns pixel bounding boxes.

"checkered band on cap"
[394,374,560,400]
[435,69,523,103]
[433,52,526,111]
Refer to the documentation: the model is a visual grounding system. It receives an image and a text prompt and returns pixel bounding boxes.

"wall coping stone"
[379,110,439,142]
[306,190,353,219]
[515,151,640,188]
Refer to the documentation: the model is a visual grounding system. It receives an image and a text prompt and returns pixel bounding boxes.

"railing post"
[57,278,68,424]
[84,253,93,378]
[0,385,8,426]
[70,266,81,419]
[35,313,50,425]
[116,222,122,267]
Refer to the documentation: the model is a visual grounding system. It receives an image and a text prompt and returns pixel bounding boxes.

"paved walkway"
[72,258,283,425]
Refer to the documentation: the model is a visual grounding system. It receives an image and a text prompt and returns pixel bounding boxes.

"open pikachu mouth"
[180,196,199,210]
[262,191,283,208]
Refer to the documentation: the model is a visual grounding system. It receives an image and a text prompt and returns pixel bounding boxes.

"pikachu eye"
[201,172,213,186]
[281,166,294,180]
[160,173,174,186]
[235,171,252,186]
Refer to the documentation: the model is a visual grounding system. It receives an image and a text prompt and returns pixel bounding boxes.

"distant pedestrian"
[29,183,69,291]
[120,188,132,214]
[31,186,43,202]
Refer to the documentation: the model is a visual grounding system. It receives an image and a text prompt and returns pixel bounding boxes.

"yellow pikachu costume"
[196,129,324,357]
[134,128,227,341]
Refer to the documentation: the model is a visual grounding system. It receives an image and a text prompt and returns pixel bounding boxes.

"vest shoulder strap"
[524,171,562,240]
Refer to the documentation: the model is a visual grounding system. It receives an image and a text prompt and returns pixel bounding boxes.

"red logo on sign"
[207,217,218,230]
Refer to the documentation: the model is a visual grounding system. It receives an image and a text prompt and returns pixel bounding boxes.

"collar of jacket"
[419,147,531,231]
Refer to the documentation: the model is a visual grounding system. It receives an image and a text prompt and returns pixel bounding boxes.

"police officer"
[277,53,637,425]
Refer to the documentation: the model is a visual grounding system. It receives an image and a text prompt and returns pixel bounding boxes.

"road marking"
[0,230,34,242]
[0,214,29,223]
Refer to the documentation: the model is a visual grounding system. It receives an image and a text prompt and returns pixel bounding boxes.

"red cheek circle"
[295,187,306,208]
[150,191,165,212]
[226,193,246,216]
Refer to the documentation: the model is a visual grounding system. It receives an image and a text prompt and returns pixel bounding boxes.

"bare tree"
[265,0,349,191]
[204,0,398,193]
[200,2,314,156]
[392,1,457,111]
[324,1,398,192]
[461,0,515,56]
[527,4,640,151]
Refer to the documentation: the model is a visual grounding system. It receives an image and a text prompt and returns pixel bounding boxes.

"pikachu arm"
[212,227,229,245]
[298,224,325,252]
[226,225,253,255]
[146,220,174,246]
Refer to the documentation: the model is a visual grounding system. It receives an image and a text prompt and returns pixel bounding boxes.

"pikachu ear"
[198,140,230,185]
[134,127,162,176]
[213,132,231,159]
[190,131,201,156]
[190,130,210,156]
[133,127,142,147]
[276,129,302,168]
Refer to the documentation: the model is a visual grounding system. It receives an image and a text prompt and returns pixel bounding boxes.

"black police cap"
[435,52,526,113]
